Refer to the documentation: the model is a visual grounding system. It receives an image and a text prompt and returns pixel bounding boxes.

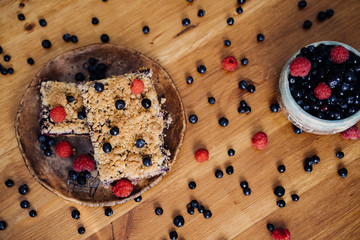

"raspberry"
[112,179,133,198]
[272,229,291,240]
[341,126,360,140]
[330,45,349,64]
[73,154,95,173]
[252,132,268,150]
[222,56,238,72]
[195,149,209,163]
[130,79,144,94]
[55,141,72,158]
[314,82,331,100]
[289,57,311,77]
[49,106,66,123]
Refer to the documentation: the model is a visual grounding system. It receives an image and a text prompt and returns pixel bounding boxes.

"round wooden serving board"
[15,44,186,207]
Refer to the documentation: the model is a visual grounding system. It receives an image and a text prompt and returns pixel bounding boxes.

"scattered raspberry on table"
[195,149,209,163]
[341,126,360,140]
[252,132,268,150]
[222,56,238,72]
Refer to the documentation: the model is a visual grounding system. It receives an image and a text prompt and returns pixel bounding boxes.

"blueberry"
[66,96,75,103]
[228,148,235,156]
[48,138,55,146]
[240,100,247,108]
[109,127,119,136]
[341,82,350,91]
[0,221,7,230]
[326,9,334,18]
[236,7,243,14]
[224,40,231,46]
[312,155,320,164]
[198,205,205,213]
[5,179,14,187]
[203,209,212,219]
[38,135,47,143]
[298,0,307,8]
[44,149,52,156]
[105,207,113,216]
[142,157,152,167]
[189,114,198,124]
[243,187,252,196]
[155,207,163,215]
[115,100,125,110]
[291,194,300,202]
[305,158,314,166]
[197,65,206,74]
[77,111,86,120]
[218,117,229,127]
[70,35,78,43]
[293,125,303,134]
[245,106,251,114]
[63,33,71,42]
[241,58,249,66]
[18,13,25,21]
[173,215,185,227]
[134,196,142,202]
[29,210,37,217]
[141,99,152,109]
[19,184,29,195]
[78,227,85,234]
[240,181,248,189]
[68,170,78,180]
[96,63,108,73]
[226,166,234,175]
[39,19,47,27]
[77,176,86,185]
[270,103,280,113]
[338,168,348,178]
[198,9,205,17]
[277,165,286,173]
[344,69,355,82]
[226,17,234,25]
[83,171,92,179]
[186,76,193,84]
[88,57,97,65]
[215,169,224,178]
[101,34,110,43]
[274,186,285,197]
[317,11,327,21]
[257,33,265,42]
[277,200,286,208]
[188,181,196,189]
[135,139,146,148]
[20,200,30,209]
[94,82,104,92]
[238,106,245,113]
[92,17,99,25]
[88,64,96,73]
[42,40,52,49]
[103,143,112,153]
[239,80,247,90]
[190,200,199,209]
[27,58,35,65]
[187,207,195,215]
[0,46,2,54]
[267,223,274,232]
[336,151,344,159]
[4,55,10,62]
[304,164,313,173]
[75,72,85,81]
[208,97,215,104]
[182,18,191,26]
[238,0,246,3]
[169,231,178,240]
[142,26,150,34]
[247,84,255,93]
[40,143,48,150]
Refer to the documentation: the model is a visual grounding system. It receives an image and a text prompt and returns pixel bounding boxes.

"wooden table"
[1,0,360,239]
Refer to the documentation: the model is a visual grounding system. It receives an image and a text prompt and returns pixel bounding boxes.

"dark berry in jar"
[239,80,247,90]
[105,207,113,216]
[78,227,85,234]
[169,231,178,240]
[208,97,215,104]
[115,99,125,110]
[257,33,265,42]
[155,207,163,215]
[274,186,285,197]
[101,34,110,43]
[338,168,348,178]
[243,187,252,196]
[224,40,231,46]
[277,200,286,208]
[72,209,80,219]
[336,151,344,159]
[142,26,150,34]
[270,103,280,113]
[218,117,229,127]
[227,17,234,25]
[215,169,224,178]
[240,181,248,189]
[188,114,198,124]
[103,143,112,153]
[277,165,286,173]
[134,196,142,202]
[198,9,205,17]
[182,18,190,26]
[5,179,14,187]
[203,209,212,219]
[197,65,206,74]
[94,82,104,92]
[92,17,99,25]
[226,166,234,175]
[42,40,52,49]
[142,157,152,167]
[298,0,307,9]
[291,194,300,202]
[19,184,29,195]
[20,200,30,209]
[236,7,243,14]
[241,58,249,66]
[29,210,37,217]
[187,207,195,215]
[267,223,274,232]
[188,181,196,189]
[39,19,47,27]
[247,84,255,93]
[141,99,152,109]
[173,215,185,227]
[135,139,145,148]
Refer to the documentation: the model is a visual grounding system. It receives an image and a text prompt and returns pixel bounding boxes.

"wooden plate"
[15,44,186,207]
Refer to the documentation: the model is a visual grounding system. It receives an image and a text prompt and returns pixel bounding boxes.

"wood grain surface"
[0,0,360,239]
